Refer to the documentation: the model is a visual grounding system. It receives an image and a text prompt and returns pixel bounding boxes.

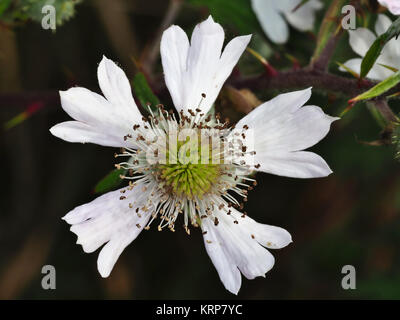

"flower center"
[114,104,259,233]
[158,163,220,199]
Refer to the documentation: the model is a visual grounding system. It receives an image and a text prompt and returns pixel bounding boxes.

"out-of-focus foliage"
[188,0,259,34]
[0,0,82,26]
[94,168,126,194]
[132,72,160,112]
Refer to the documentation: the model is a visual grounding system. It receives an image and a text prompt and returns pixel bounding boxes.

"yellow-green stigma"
[159,163,220,199]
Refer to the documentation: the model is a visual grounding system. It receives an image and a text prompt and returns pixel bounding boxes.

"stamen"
[112,108,257,233]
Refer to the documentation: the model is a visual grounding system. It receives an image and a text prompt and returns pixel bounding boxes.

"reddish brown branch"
[228,69,375,99]
[0,71,397,110]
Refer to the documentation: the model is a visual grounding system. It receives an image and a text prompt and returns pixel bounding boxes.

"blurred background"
[1,0,400,299]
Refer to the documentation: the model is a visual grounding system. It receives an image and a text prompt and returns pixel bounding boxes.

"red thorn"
[265,64,278,77]
[26,102,44,115]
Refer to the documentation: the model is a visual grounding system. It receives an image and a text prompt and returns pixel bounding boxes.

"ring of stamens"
[114,99,259,234]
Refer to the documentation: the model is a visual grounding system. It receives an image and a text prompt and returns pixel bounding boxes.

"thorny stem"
[228,69,372,99]
[367,99,398,126]
[1,71,399,111]
[141,0,183,75]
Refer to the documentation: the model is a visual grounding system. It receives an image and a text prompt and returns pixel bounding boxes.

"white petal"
[252,223,292,249]
[97,56,142,123]
[63,185,152,277]
[50,121,130,148]
[179,15,225,113]
[161,16,249,114]
[377,16,400,66]
[160,25,190,111]
[284,0,322,32]
[235,88,312,130]
[378,0,400,15]
[97,233,139,278]
[250,105,338,153]
[375,14,392,36]
[59,87,108,124]
[348,28,376,57]
[367,63,397,81]
[381,37,400,63]
[339,58,362,75]
[202,209,289,294]
[306,0,324,10]
[343,16,399,81]
[234,88,335,178]
[255,150,333,178]
[201,218,241,295]
[251,0,289,44]
[185,16,225,103]
[340,57,394,81]
[216,35,252,90]
[56,87,137,148]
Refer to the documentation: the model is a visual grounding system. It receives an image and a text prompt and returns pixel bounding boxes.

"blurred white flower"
[340,14,399,81]
[378,0,400,15]
[50,16,337,294]
[251,0,323,44]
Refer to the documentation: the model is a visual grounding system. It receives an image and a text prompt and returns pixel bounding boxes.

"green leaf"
[0,0,12,16]
[188,0,258,34]
[350,71,400,103]
[378,63,399,73]
[360,17,400,79]
[132,72,159,112]
[94,168,126,194]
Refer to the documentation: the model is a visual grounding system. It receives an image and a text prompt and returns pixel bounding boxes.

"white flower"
[251,0,323,44]
[340,14,399,81]
[378,0,400,15]
[50,16,337,294]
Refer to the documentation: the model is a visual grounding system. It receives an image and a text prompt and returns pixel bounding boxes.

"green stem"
[310,0,348,71]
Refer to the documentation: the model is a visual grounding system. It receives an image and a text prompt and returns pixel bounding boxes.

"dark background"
[1,0,400,299]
